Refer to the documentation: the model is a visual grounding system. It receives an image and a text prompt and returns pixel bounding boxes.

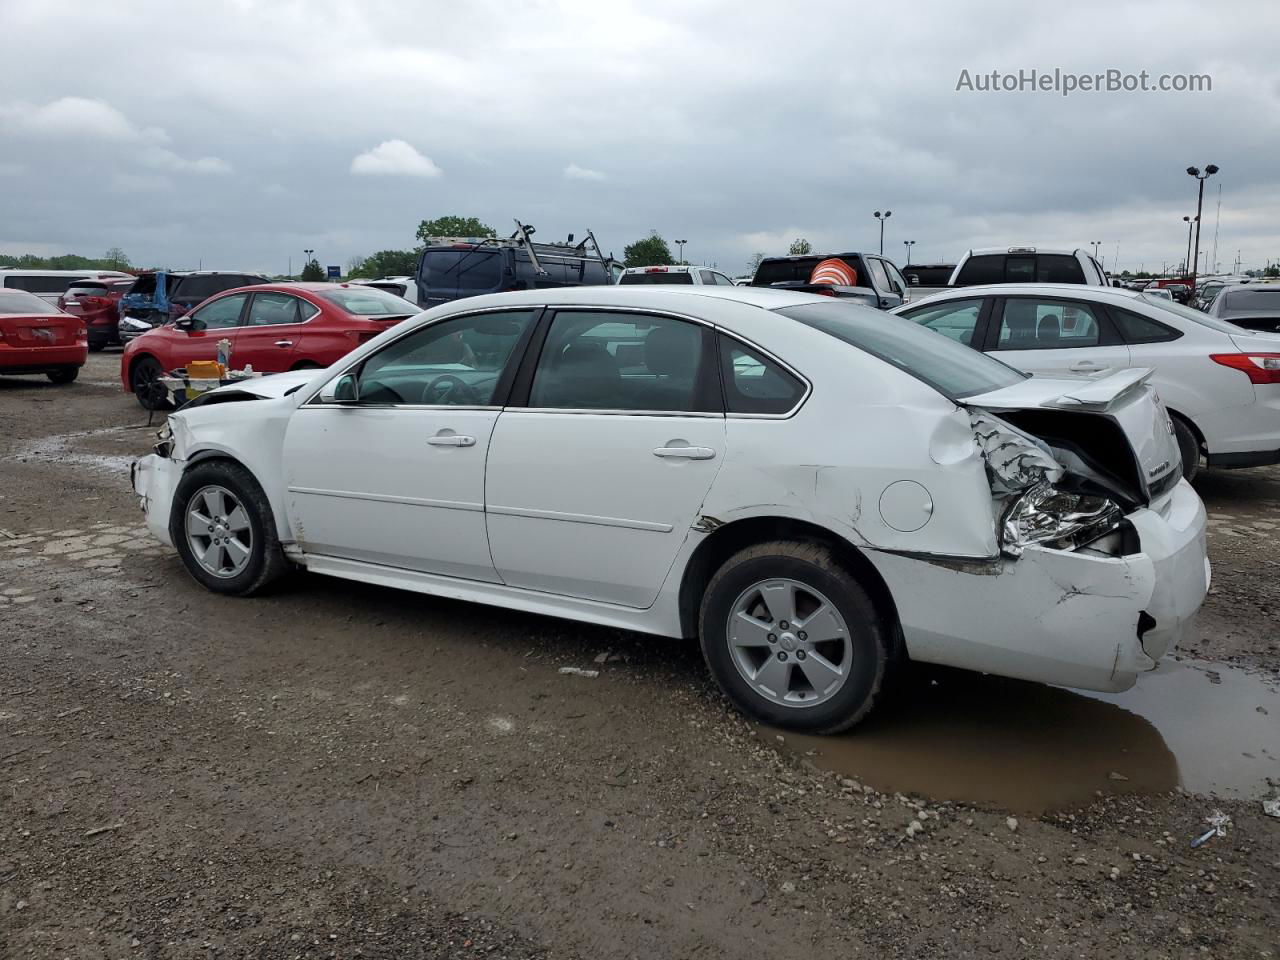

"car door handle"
[653,445,716,460]
[274,340,293,347]
[427,435,476,447]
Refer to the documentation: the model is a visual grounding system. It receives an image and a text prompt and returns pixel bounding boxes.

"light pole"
[903,240,915,265]
[674,239,687,264]
[1186,164,1218,290]
[1182,216,1197,276]
[874,211,892,255]
[303,249,314,276]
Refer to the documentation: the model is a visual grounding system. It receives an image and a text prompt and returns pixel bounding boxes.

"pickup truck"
[748,251,911,309]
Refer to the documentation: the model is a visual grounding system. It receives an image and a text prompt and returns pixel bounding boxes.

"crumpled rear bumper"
[866,480,1209,692]
[131,454,179,547]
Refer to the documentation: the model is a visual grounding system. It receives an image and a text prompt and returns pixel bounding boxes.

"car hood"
[204,369,321,401]
[962,369,1180,505]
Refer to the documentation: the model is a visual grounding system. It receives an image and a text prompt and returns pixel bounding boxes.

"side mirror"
[175,317,195,331]
[318,373,359,403]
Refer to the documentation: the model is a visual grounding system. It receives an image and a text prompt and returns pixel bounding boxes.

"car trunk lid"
[0,311,82,347]
[962,369,1180,506]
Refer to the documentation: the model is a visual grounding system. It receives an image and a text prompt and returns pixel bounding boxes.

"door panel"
[169,292,249,369]
[485,412,725,606]
[284,407,500,579]
[237,292,305,371]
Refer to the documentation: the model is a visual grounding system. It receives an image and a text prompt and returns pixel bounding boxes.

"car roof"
[963,247,1084,257]
[620,264,719,273]
[0,268,131,277]
[432,283,831,316]
[908,282,1140,302]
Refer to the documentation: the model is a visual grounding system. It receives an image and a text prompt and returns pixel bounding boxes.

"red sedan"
[0,289,87,384]
[58,277,135,351]
[120,283,420,408]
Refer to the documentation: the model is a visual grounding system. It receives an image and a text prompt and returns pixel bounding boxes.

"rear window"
[319,288,418,315]
[619,271,695,285]
[777,301,1026,401]
[66,281,109,295]
[954,254,1087,285]
[2,274,79,295]
[953,255,1005,285]
[425,250,503,292]
[1037,255,1086,283]
[1223,288,1280,312]
[752,258,823,285]
[0,290,62,314]
[1140,295,1248,334]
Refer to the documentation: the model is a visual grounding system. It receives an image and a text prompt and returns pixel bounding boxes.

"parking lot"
[2,351,1279,958]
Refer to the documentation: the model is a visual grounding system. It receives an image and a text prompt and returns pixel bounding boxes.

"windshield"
[619,271,695,285]
[319,288,419,315]
[0,290,63,315]
[1140,295,1249,334]
[777,300,1026,401]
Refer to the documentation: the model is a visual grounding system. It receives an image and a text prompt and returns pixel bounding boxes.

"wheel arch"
[1165,406,1205,451]
[676,515,904,655]
[176,448,293,543]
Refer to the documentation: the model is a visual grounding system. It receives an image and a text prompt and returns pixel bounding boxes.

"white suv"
[948,247,1109,287]
[618,265,737,286]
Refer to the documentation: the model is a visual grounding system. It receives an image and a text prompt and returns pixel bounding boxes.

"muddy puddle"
[771,658,1279,813]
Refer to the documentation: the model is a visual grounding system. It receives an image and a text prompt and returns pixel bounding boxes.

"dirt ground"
[2,352,1278,959]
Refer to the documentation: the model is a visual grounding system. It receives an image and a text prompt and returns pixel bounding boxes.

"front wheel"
[130,355,172,410]
[46,366,79,384]
[698,540,890,734]
[170,460,289,596]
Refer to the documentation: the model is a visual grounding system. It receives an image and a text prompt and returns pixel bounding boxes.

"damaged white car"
[130,286,1210,732]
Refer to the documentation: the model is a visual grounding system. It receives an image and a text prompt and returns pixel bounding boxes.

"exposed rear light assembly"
[1210,353,1280,384]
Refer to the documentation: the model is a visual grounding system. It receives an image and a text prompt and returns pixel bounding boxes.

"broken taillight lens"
[1000,482,1123,557]
[1209,353,1280,384]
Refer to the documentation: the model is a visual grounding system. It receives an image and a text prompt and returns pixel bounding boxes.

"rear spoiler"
[1043,368,1155,411]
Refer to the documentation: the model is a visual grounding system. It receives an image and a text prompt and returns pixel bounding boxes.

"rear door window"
[954,255,1005,285]
[994,298,1102,350]
[1111,308,1182,344]
[247,292,304,326]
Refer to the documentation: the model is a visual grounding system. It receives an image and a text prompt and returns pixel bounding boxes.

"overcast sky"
[2,0,1278,277]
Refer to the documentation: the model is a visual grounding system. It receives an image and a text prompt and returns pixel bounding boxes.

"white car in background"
[618,265,738,286]
[895,284,1280,478]
[131,287,1207,733]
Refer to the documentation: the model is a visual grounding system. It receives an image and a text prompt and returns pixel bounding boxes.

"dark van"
[415,236,619,308]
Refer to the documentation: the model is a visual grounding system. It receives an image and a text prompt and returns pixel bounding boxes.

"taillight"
[77,327,87,339]
[1210,353,1280,384]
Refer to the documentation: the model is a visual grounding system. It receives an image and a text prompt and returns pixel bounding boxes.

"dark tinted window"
[1006,256,1035,282]
[777,301,1025,401]
[954,255,1004,285]
[619,271,695,285]
[1037,255,1087,283]
[66,281,109,295]
[175,275,256,301]
[355,310,534,405]
[720,338,805,415]
[424,250,503,292]
[3,274,79,294]
[1112,308,1182,343]
[1223,288,1280,311]
[530,312,711,412]
[0,290,62,314]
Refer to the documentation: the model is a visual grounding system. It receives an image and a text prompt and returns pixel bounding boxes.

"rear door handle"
[428,435,476,447]
[653,446,716,460]
[274,340,293,347]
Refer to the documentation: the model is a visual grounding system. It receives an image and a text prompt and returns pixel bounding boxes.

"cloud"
[0,96,167,142]
[564,163,606,181]
[350,140,442,177]
[0,162,24,177]
[140,146,232,175]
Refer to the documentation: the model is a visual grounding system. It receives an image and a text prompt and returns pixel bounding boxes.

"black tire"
[1172,416,1200,482]
[46,366,79,384]
[88,341,106,353]
[130,355,172,410]
[170,460,289,596]
[698,540,890,734]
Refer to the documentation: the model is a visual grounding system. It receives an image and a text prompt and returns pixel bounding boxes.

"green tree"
[103,247,130,269]
[415,216,496,246]
[1265,264,1280,278]
[350,249,420,279]
[623,233,673,268]
[788,238,812,256]
[300,258,326,281]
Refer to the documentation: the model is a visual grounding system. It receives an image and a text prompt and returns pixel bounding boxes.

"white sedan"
[131,286,1209,733]
[894,284,1280,479]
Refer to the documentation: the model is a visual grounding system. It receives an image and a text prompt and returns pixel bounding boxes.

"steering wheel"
[421,374,480,405]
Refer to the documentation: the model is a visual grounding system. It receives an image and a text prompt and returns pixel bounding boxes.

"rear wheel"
[1172,416,1200,482]
[698,540,890,734]
[170,460,288,596]
[46,366,79,384]
[130,355,171,410]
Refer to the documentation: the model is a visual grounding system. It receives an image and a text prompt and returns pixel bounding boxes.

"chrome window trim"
[508,408,724,419]
[244,291,322,329]
[301,305,537,408]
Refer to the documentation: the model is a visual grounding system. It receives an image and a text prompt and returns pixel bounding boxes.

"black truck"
[749,251,912,309]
